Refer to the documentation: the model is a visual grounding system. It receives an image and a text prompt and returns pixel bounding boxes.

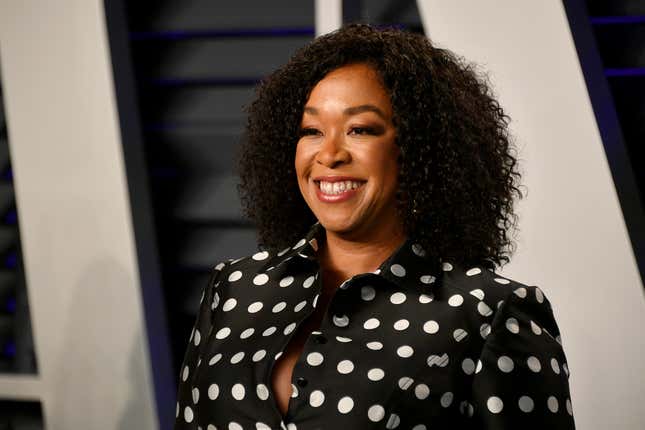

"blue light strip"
[605,68,645,77]
[130,27,315,41]
[590,16,645,25]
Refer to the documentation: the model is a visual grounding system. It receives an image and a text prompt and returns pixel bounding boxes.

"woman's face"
[295,63,401,238]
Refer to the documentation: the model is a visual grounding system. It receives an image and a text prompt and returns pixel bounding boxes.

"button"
[314,334,327,344]
[296,377,308,387]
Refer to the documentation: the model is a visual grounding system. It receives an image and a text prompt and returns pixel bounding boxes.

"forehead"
[305,63,392,112]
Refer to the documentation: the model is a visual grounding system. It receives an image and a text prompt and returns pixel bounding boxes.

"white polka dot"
[367,368,385,381]
[368,404,385,422]
[480,323,492,338]
[412,243,426,257]
[385,413,400,429]
[498,356,514,372]
[192,387,200,403]
[440,392,453,407]
[412,425,426,430]
[291,384,298,398]
[252,349,267,362]
[254,383,269,401]
[419,293,433,303]
[208,383,219,400]
[477,301,493,317]
[448,294,464,307]
[397,345,414,358]
[231,383,245,400]
[420,275,436,284]
[393,319,409,330]
[216,327,231,339]
[390,292,407,304]
[293,238,306,249]
[414,383,430,399]
[398,377,414,390]
[535,287,545,303]
[193,329,201,346]
[547,396,559,412]
[470,289,485,300]
[442,262,453,271]
[494,277,510,284]
[390,264,406,277]
[294,300,307,312]
[284,322,297,335]
[551,358,561,374]
[518,395,534,412]
[212,292,220,310]
[263,326,277,336]
[312,294,319,308]
[337,396,354,413]
[333,314,349,327]
[466,267,481,276]
[309,390,325,407]
[176,402,179,418]
[307,352,324,366]
[270,301,286,313]
[462,358,475,375]
[363,318,380,329]
[256,422,271,429]
[527,356,542,372]
[366,341,383,350]
[336,336,352,342]
[505,317,520,334]
[337,359,354,374]
[487,396,503,413]
[530,320,542,335]
[209,354,222,366]
[252,251,269,260]
[566,398,573,415]
[230,352,245,364]
[222,298,237,311]
[453,328,468,342]
[240,328,254,339]
[303,276,315,288]
[286,424,297,430]
[248,301,264,313]
[229,422,242,430]
[514,287,527,298]
[361,286,376,301]
[182,365,189,381]
[184,406,194,423]
[228,271,242,282]
[253,273,269,286]
[279,276,294,287]
[207,424,216,430]
[427,353,449,367]
[423,320,439,334]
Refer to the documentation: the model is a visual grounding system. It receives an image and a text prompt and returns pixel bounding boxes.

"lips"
[313,178,366,203]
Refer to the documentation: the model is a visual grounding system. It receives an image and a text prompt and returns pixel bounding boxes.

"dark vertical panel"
[103,1,174,429]
[564,0,645,287]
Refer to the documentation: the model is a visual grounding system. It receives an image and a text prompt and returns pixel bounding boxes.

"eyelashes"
[298,126,381,137]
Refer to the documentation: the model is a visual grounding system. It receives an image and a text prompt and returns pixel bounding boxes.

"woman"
[174,24,575,429]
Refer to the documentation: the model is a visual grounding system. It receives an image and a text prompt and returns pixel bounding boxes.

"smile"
[313,180,366,203]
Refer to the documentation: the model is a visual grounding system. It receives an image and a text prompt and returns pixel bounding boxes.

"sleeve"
[467,284,576,429]
[174,260,228,429]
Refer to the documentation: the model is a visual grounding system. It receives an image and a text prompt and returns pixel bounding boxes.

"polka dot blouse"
[174,221,575,429]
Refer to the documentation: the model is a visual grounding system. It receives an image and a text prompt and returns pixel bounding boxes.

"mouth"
[312,179,366,203]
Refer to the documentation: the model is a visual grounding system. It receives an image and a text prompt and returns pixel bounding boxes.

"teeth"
[318,180,363,195]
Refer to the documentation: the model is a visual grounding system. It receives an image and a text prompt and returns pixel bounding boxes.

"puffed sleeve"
[467,285,576,429]
[174,261,228,429]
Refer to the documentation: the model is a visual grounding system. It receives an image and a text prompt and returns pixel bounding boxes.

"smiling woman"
[174,24,576,430]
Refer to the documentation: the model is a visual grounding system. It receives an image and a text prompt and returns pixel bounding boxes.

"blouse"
[173,221,576,429]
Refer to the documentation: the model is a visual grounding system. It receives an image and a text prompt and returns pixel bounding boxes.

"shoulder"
[440,262,564,345]
[205,247,294,285]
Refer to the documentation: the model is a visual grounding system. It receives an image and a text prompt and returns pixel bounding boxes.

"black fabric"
[174,221,575,429]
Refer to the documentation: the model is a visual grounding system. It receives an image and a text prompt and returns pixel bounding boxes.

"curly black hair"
[234,23,524,269]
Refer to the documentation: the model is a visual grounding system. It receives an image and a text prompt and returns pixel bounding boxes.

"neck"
[317,218,407,291]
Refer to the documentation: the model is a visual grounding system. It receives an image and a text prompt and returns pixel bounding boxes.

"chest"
[191,269,487,429]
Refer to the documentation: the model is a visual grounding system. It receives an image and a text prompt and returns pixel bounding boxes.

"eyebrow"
[303,104,387,120]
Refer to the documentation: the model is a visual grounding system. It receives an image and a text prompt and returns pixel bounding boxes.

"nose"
[316,130,350,168]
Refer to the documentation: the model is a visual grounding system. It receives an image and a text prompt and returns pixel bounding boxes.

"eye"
[298,127,321,137]
[349,126,377,136]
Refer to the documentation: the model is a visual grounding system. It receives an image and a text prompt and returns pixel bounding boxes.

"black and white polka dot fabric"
[174,221,575,429]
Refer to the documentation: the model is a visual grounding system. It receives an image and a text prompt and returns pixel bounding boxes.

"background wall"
[417,1,645,429]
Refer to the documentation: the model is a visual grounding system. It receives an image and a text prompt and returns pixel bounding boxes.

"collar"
[276,221,442,294]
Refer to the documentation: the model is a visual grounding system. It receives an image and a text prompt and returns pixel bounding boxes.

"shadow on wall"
[48,258,156,429]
